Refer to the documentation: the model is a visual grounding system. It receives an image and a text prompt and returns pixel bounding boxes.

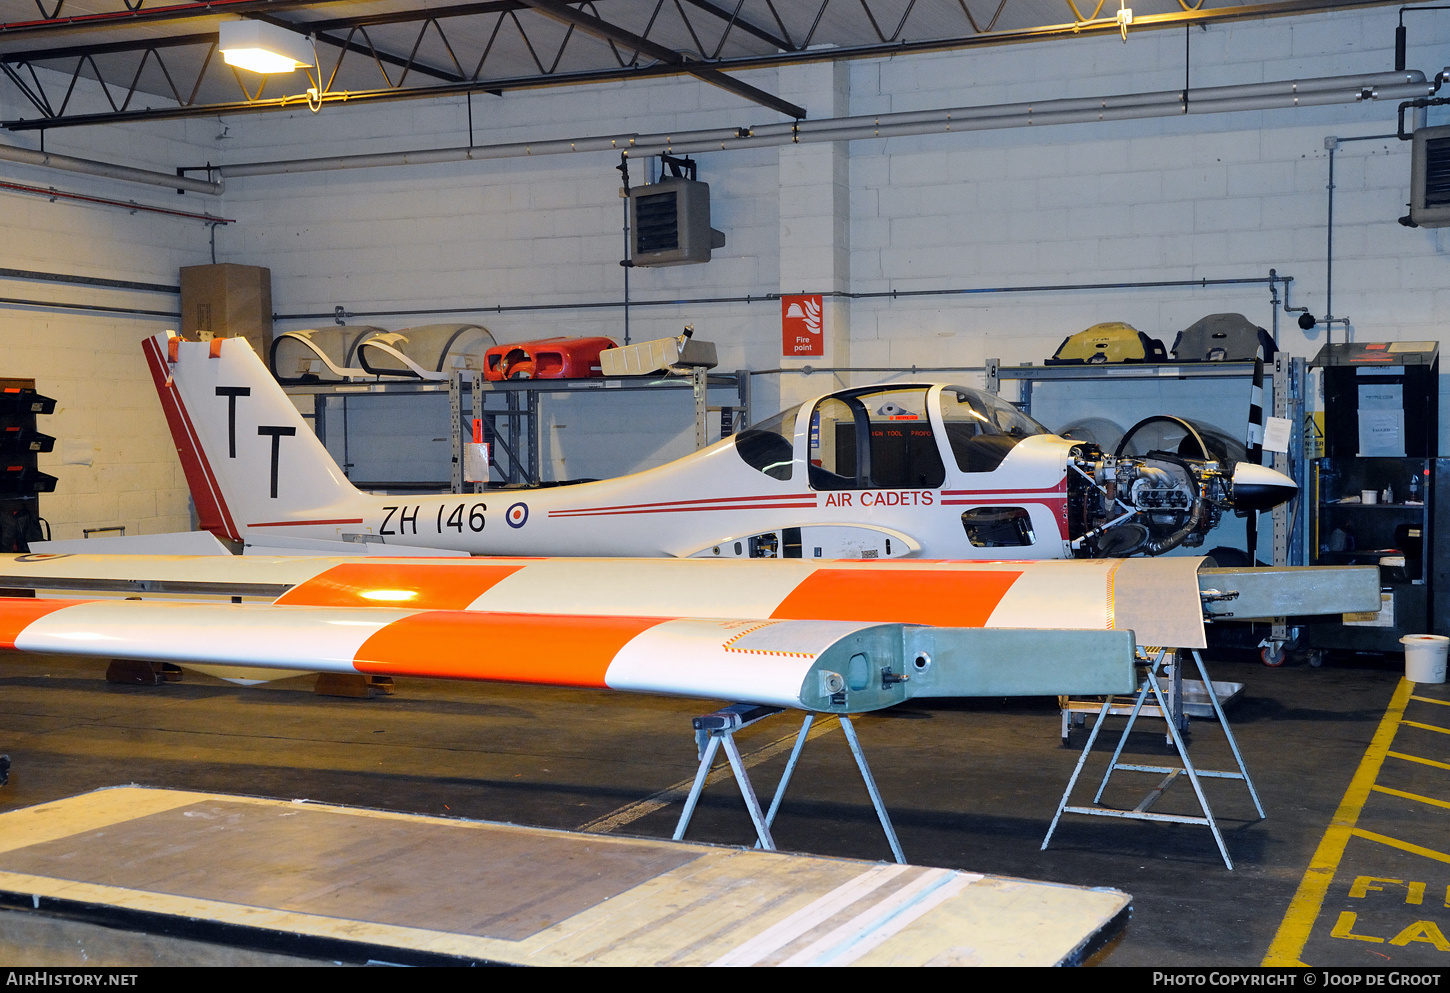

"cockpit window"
[735,404,797,480]
[808,397,861,489]
[940,388,1049,473]
[809,388,946,490]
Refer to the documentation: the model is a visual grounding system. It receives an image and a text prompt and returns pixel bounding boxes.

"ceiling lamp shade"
[218,20,314,74]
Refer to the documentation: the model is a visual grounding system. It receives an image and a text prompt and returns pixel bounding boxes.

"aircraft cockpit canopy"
[733,384,1053,487]
[938,387,1050,474]
[734,405,797,480]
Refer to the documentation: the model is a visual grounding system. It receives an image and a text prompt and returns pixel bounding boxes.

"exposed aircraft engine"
[1068,448,1223,557]
[1065,414,1295,558]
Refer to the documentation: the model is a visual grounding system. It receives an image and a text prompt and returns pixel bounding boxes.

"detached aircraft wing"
[0,596,1138,713]
[0,555,1170,710]
[0,553,1380,710]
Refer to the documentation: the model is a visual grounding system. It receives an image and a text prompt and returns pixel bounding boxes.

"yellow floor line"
[1371,784,1450,811]
[1387,751,1450,772]
[1261,678,1414,967]
[1400,720,1450,736]
[1409,695,1450,707]
[1350,827,1450,865]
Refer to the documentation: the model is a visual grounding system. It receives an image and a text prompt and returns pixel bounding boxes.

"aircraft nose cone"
[1232,462,1298,511]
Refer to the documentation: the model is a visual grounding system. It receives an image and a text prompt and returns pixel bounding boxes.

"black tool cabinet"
[1304,343,1441,656]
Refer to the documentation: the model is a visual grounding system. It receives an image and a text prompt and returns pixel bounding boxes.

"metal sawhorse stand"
[673,703,906,865]
[1042,648,1265,869]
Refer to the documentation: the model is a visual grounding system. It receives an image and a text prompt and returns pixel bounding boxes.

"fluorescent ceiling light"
[218,19,314,74]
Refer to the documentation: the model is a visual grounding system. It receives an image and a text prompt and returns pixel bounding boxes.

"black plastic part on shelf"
[0,426,55,455]
[0,388,57,416]
[1,466,57,493]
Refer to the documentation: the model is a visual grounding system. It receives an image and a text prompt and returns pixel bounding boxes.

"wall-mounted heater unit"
[1409,124,1450,227]
[628,177,726,266]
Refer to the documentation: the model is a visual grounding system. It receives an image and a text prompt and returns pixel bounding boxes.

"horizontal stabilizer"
[28,530,235,556]
[243,536,470,557]
[1199,565,1381,619]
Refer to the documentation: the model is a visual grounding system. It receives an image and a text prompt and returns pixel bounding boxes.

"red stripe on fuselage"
[941,497,1068,506]
[248,518,365,528]
[560,493,820,512]
[550,499,818,519]
[548,492,819,518]
[940,482,1066,497]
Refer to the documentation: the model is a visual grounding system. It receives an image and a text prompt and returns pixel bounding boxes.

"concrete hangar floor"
[0,649,1445,967]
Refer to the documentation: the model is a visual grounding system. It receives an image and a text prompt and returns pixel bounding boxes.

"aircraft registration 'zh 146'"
[143,332,1296,560]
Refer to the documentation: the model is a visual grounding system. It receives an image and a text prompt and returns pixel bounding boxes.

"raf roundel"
[506,502,529,529]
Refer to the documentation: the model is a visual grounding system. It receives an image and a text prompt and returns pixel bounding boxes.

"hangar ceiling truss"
[0,0,1406,131]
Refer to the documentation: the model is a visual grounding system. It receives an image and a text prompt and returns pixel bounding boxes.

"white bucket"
[1401,634,1449,683]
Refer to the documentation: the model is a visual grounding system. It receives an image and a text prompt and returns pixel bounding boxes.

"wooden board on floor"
[0,787,1129,966]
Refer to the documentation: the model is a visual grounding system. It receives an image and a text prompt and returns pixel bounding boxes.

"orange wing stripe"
[277,562,526,610]
[353,611,662,686]
[0,599,87,649]
[769,569,1022,628]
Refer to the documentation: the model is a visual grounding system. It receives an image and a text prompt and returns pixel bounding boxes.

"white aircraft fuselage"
[143,332,1296,560]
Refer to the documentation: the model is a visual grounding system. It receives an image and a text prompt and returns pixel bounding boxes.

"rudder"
[145,332,362,542]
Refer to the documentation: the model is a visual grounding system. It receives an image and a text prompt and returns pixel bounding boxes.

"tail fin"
[144,332,362,542]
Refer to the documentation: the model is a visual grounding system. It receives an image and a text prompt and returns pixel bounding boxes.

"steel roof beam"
[298,1,531,32]
[0,31,212,62]
[514,0,805,118]
[0,0,353,40]
[0,0,1406,130]
[5,57,757,128]
[1,25,492,111]
[0,7,474,88]
[249,14,472,86]
[678,0,797,52]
